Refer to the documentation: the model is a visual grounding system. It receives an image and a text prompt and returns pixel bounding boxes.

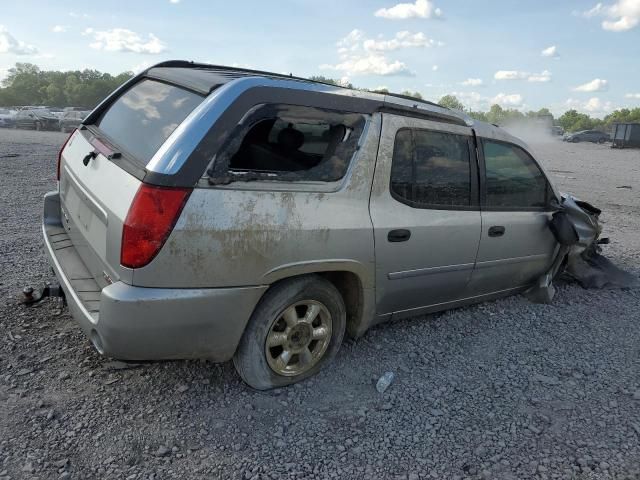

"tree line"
[0,63,132,109]
[1,65,637,133]
[437,95,639,133]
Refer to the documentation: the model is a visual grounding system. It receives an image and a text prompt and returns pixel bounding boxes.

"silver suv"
[43,61,560,389]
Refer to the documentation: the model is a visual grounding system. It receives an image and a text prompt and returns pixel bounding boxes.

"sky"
[1,0,639,117]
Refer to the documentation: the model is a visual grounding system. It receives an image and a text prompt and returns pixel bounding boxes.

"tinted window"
[390,129,471,207]
[96,79,203,163]
[212,104,365,182]
[483,140,548,208]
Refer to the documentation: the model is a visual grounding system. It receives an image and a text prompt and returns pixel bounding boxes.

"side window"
[482,140,549,208]
[390,128,472,208]
[208,104,366,183]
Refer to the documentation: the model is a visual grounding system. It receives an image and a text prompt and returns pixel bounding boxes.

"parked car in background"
[0,108,16,128]
[563,130,609,143]
[44,61,566,390]
[64,106,90,112]
[59,110,89,133]
[14,109,60,131]
[48,107,65,119]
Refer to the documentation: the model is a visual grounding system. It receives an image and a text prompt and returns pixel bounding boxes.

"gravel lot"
[1,128,639,480]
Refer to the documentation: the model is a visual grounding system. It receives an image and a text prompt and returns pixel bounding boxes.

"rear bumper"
[42,191,267,361]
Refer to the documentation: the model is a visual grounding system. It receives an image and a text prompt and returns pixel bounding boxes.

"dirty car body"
[43,61,572,388]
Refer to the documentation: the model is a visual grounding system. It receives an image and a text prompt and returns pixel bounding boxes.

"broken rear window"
[207,104,366,183]
[95,79,203,164]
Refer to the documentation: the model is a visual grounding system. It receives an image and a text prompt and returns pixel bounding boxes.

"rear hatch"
[58,78,205,288]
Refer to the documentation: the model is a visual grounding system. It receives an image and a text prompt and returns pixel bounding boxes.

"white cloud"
[494,70,528,80]
[131,61,152,73]
[528,70,552,83]
[583,1,640,31]
[0,26,38,55]
[169,0,181,3]
[541,45,559,57]
[439,91,523,110]
[573,78,608,92]
[88,29,167,54]
[375,0,442,19]
[432,65,438,71]
[625,92,640,99]
[583,3,605,17]
[494,70,552,82]
[363,31,443,51]
[566,97,614,115]
[52,25,68,33]
[321,55,411,76]
[461,78,483,86]
[321,29,414,76]
[491,93,524,108]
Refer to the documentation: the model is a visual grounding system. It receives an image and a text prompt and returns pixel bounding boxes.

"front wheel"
[598,138,606,144]
[233,275,346,390]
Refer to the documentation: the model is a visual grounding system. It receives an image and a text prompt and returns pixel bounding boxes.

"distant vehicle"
[48,107,65,119]
[552,126,564,136]
[17,105,50,111]
[563,130,609,143]
[14,109,59,131]
[63,106,90,112]
[0,108,16,128]
[59,110,89,133]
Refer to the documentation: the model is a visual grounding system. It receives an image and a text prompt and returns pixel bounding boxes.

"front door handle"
[388,229,411,242]
[488,226,506,237]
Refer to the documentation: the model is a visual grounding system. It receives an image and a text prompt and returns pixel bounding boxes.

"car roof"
[143,60,473,128]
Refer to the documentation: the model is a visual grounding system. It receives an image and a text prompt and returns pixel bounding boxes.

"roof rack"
[150,60,447,109]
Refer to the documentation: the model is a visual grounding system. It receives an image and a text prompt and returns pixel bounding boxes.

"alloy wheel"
[265,300,332,376]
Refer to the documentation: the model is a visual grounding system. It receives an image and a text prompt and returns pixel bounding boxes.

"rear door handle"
[388,229,411,242]
[488,226,506,237]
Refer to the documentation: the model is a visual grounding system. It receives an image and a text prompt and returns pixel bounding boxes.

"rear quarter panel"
[131,114,382,290]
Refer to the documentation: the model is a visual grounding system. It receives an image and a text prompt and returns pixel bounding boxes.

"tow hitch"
[21,283,65,306]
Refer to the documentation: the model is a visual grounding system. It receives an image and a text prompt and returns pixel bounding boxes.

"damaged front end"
[526,194,638,303]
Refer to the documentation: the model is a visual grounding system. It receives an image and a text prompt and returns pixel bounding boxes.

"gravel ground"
[1,129,639,480]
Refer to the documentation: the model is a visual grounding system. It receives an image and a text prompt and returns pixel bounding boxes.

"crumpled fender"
[526,193,637,303]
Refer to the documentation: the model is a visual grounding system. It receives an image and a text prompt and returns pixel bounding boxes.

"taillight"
[121,184,192,269]
[57,129,76,181]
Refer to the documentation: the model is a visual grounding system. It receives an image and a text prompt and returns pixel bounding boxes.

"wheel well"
[317,271,364,338]
[263,271,366,338]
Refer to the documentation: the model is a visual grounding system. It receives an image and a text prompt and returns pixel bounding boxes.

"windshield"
[95,79,203,164]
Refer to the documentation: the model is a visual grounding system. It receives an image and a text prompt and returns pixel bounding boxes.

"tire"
[598,138,605,144]
[233,275,346,390]
[35,121,42,131]
[572,138,580,143]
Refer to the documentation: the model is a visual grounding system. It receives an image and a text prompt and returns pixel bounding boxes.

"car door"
[369,114,482,317]
[467,138,558,295]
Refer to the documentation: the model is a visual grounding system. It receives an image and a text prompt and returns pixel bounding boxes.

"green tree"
[0,64,133,108]
[308,75,353,89]
[438,95,465,111]
[401,90,423,100]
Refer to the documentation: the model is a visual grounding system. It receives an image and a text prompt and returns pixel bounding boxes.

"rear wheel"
[35,121,42,131]
[598,138,605,144]
[233,275,346,390]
